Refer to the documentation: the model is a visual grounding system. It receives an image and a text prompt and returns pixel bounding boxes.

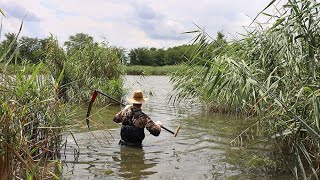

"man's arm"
[113,105,132,123]
[145,117,161,136]
[113,111,123,123]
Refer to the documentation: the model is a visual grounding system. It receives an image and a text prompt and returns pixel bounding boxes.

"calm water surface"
[61,76,292,179]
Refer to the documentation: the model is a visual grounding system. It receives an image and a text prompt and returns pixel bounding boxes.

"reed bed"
[0,33,66,179]
[170,0,320,178]
[44,37,125,105]
[0,19,125,179]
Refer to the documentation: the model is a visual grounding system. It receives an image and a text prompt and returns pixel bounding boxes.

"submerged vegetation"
[171,0,320,178]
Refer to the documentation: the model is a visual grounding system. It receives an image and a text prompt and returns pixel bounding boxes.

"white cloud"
[0,0,276,49]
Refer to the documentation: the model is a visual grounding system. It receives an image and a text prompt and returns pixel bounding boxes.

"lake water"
[61,76,292,179]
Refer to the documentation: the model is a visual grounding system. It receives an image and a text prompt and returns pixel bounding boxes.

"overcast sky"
[0,0,273,49]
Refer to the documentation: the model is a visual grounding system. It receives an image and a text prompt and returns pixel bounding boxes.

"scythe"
[86,90,181,137]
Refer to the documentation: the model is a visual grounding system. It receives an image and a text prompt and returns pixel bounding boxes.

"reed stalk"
[171,0,320,178]
[0,22,67,179]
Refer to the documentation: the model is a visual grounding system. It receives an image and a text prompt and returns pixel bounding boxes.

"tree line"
[0,33,125,65]
[128,31,227,66]
[0,32,227,66]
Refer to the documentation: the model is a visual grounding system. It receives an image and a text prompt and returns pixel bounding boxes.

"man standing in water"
[113,90,162,146]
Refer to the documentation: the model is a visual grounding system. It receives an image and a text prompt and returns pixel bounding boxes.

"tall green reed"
[44,37,125,105]
[0,8,126,179]
[170,0,320,178]
[0,23,67,179]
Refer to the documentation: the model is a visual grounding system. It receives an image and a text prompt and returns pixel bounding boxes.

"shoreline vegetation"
[124,65,185,75]
[1,64,188,76]
[0,31,125,178]
[170,0,320,179]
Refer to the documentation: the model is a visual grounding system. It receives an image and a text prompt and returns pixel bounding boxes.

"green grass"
[1,64,191,76]
[125,65,187,75]
[0,63,49,74]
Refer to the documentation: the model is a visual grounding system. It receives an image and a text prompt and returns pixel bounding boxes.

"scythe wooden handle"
[161,125,181,137]
[86,90,181,137]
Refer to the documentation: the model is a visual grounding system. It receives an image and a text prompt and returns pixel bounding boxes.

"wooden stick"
[161,125,181,137]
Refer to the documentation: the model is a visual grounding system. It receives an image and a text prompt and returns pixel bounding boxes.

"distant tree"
[154,48,165,66]
[19,36,43,64]
[128,47,152,65]
[0,33,53,64]
[164,46,190,65]
[37,37,52,59]
[128,45,196,66]
[128,48,138,65]
[64,33,97,53]
[137,48,152,66]
[148,47,157,66]
[126,32,227,66]
[0,33,19,63]
[212,31,228,56]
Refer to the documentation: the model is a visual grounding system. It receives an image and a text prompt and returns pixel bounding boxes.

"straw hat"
[127,90,148,104]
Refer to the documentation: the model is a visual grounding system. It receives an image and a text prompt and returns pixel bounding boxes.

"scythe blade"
[86,90,99,129]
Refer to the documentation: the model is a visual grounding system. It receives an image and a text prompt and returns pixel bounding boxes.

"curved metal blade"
[86,90,98,129]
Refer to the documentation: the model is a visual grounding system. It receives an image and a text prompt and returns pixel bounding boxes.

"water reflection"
[117,146,157,179]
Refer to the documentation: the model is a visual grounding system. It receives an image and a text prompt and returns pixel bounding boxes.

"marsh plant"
[44,33,125,105]
[0,19,125,180]
[0,26,67,179]
[171,0,320,178]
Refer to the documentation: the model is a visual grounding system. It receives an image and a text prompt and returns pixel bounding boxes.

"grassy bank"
[0,63,49,74]
[2,64,190,76]
[125,65,186,75]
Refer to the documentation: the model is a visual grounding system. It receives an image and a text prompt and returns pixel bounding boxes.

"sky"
[0,0,273,49]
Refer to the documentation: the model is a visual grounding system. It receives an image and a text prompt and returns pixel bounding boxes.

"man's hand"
[155,121,163,128]
[123,105,132,111]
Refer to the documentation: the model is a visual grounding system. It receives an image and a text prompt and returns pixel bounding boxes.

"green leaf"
[0,21,23,63]
[23,62,42,92]
[274,99,283,108]
[183,30,200,34]
[313,94,320,131]
[0,8,5,17]
[57,65,65,84]
[48,171,60,180]
[297,142,320,180]
[296,149,307,179]
[247,78,258,86]
[250,0,276,26]
[261,12,275,17]
[270,18,286,30]
[303,87,313,94]
[208,70,221,95]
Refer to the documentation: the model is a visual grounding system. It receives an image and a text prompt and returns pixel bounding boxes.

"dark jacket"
[113,106,161,145]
